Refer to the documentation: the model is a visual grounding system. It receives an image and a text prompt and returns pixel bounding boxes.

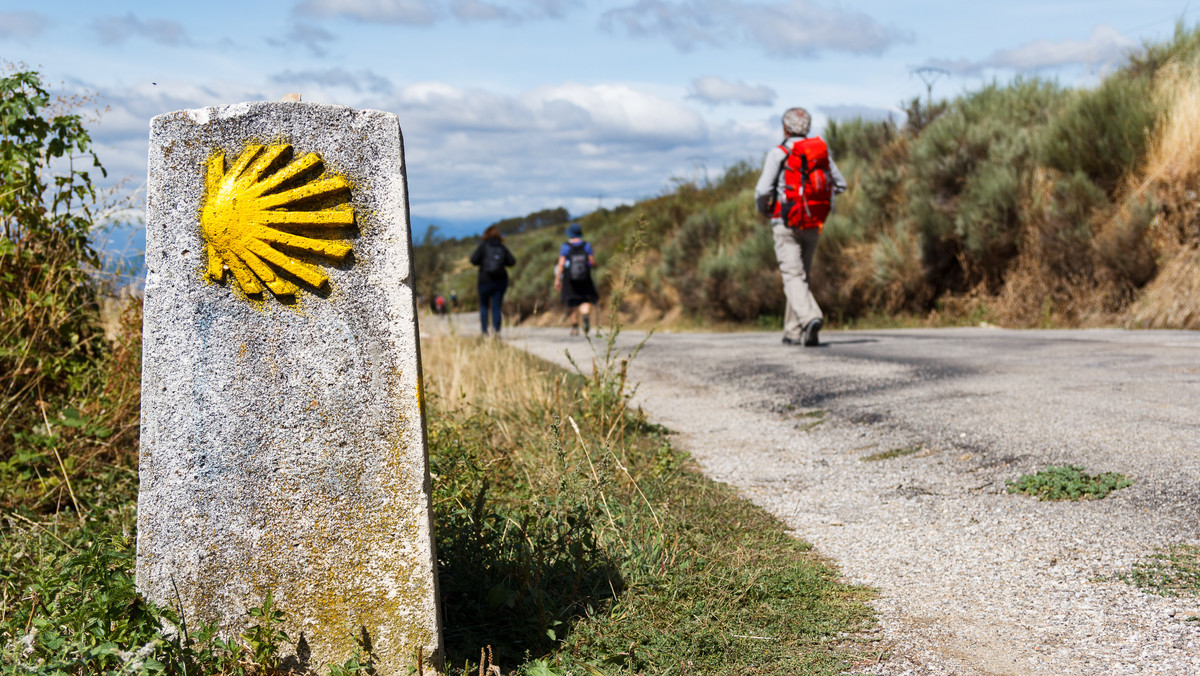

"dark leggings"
[478,278,507,334]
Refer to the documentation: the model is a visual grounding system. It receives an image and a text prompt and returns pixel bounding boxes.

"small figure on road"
[755,106,847,347]
[450,289,458,310]
[470,225,516,336]
[554,222,599,336]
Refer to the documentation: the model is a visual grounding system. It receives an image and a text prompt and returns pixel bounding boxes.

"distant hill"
[418,24,1200,331]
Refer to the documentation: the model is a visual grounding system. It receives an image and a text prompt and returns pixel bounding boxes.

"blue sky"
[1,1,1195,243]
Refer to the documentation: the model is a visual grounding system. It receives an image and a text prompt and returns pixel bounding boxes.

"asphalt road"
[509,325,1200,674]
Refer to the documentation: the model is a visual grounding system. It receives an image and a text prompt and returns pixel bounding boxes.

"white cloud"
[602,0,906,57]
[92,13,190,47]
[520,0,580,20]
[271,68,394,94]
[75,75,768,229]
[0,11,49,41]
[926,24,1139,77]
[270,22,337,56]
[296,0,438,25]
[988,24,1137,70]
[818,104,897,122]
[451,0,516,22]
[688,76,775,106]
[527,82,708,145]
[295,0,579,24]
[919,57,978,77]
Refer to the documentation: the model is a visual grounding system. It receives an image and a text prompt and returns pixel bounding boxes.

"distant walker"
[554,222,599,336]
[470,225,516,335]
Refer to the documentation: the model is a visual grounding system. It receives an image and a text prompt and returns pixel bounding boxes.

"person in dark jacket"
[469,225,516,335]
[554,222,599,336]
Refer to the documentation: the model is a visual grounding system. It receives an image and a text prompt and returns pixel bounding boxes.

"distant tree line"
[488,206,570,237]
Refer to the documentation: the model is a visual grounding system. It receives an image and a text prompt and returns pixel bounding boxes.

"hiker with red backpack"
[554,222,599,336]
[754,107,847,347]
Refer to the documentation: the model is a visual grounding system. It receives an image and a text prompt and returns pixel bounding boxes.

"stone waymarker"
[137,102,443,673]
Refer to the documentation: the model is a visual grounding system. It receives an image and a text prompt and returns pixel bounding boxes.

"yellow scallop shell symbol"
[200,143,354,298]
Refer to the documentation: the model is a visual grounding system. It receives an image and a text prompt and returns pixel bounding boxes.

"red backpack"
[773,136,832,230]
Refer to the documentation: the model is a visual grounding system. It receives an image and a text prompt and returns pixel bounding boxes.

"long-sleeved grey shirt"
[754,135,847,220]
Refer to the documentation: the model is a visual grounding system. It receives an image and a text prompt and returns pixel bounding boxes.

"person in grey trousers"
[754,106,847,346]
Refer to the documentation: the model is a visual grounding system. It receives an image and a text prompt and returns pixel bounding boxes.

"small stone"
[1166,608,1177,618]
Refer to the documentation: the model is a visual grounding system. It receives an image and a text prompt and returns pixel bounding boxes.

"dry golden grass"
[1120,56,1200,328]
[1131,247,1200,329]
[1142,61,1200,189]
[420,326,562,418]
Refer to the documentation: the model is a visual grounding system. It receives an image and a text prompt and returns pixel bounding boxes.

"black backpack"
[482,242,507,275]
[566,242,590,281]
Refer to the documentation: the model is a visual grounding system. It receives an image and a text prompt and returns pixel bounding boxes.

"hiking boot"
[802,318,823,347]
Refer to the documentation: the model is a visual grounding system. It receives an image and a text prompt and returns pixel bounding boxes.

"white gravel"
[510,326,1200,675]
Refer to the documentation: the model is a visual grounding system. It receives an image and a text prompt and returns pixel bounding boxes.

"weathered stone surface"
[137,101,442,674]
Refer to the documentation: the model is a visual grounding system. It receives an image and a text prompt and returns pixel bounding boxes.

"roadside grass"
[421,326,878,674]
[777,407,827,433]
[862,446,922,462]
[1120,545,1200,598]
[1,308,877,674]
[1006,464,1132,501]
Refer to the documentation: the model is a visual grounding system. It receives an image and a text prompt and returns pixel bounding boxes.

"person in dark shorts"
[554,222,598,336]
[469,225,516,335]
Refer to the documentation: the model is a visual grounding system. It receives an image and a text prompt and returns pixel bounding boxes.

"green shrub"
[1,70,107,454]
[1028,170,1107,282]
[826,117,897,164]
[696,226,783,320]
[902,78,1067,297]
[1040,73,1158,195]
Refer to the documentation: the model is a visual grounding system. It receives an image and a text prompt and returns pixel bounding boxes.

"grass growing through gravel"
[423,325,878,674]
[1121,545,1200,598]
[861,446,922,462]
[790,409,827,432]
[1006,464,1132,500]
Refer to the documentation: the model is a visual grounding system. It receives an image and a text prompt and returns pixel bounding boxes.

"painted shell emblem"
[200,143,353,298]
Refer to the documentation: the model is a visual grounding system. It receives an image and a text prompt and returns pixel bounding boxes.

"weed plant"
[862,446,922,462]
[1006,464,1132,501]
[1121,544,1200,597]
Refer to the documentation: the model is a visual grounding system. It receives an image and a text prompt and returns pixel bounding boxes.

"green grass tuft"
[862,446,922,462]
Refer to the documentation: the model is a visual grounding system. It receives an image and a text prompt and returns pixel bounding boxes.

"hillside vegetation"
[432,24,1200,331]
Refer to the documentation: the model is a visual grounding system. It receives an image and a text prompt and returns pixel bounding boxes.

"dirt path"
[506,325,1200,675]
